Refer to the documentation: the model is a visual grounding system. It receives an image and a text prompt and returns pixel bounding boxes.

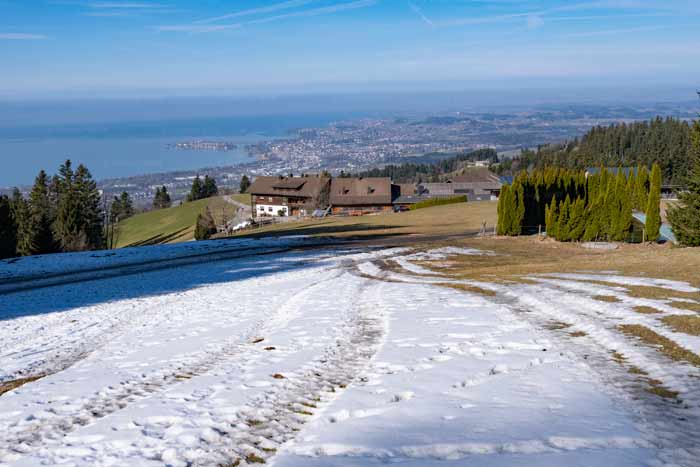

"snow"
[0,242,698,466]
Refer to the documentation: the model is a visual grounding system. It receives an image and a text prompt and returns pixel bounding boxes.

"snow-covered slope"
[0,244,698,466]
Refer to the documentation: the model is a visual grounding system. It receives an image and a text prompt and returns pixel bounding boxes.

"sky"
[0,0,699,98]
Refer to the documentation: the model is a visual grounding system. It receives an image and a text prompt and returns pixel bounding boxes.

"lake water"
[0,112,368,187]
[0,136,262,187]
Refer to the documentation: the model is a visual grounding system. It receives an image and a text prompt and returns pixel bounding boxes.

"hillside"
[115,194,250,248]
[505,117,695,185]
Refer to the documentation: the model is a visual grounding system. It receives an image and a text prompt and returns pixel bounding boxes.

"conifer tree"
[556,196,571,241]
[668,121,700,246]
[0,195,17,259]
[545,196,558,239]
[497,184,511,235]
[203,175,218,198]
[75,164,104,250]
[19,170,57,255]
[634,166,649,211]
[240,175,251,194]
[153,186,172,210]
[111,192,134,222]
[188,176,203,202]
[194,207,217,240]
[645,163,662,242]
[568,197,586,241]
[509,180,525,235]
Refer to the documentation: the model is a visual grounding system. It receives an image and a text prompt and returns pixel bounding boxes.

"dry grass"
[634,306,663,315]
[421,237,700,296]
[647,379,680,400]
[234,201,498,240]
[661,315,700,336]
[669,301,700,312]
[570,331,588,337]
[0,375,44,396]
[439,283,497,297]
[593,295,622,303]
[619,324,700,366]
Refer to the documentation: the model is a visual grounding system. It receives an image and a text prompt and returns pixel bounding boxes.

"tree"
[668,121,700,246]
[497,184,511,236]
[239,175,251,194]
[111,191,134,222]
[74,164,104,250]
[188,176,203,202]
[194,207,217,240]
[19,170,57,255]
[545,196,558,239]
[54,161,104,251]
[203,175,218,198]
[153,186,172,210]
[634,166,649,211]
[0,195,18,259]
[645,163,662,242]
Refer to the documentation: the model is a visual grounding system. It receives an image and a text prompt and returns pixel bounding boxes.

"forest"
[498,117,693,185]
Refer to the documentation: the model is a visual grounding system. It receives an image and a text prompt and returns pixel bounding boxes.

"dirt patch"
[570,331,587,337]
[439,283,497,297]
[619,324,700,366]
[634,306,663,315]
[0,375,45,396]
[593,295,622,303]
[661,315,700,336]
[669,301,700,313]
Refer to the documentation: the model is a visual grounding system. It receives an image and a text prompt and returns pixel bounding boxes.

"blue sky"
[1,0,699,98]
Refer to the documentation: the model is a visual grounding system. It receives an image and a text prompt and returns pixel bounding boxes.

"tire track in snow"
[0,271,344,464]
[206,280,387,466]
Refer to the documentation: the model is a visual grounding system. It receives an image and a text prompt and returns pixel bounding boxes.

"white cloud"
[195,0,317,24]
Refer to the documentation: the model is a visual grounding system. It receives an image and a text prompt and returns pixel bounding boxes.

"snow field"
[0,242,699,466]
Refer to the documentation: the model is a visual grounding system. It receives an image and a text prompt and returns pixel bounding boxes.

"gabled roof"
[330,177,393,206]
[248,176,330,198]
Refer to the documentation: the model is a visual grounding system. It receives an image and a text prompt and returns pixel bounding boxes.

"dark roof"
[397,183,417,196]
[330,177,393,206]
[248,176,330,199]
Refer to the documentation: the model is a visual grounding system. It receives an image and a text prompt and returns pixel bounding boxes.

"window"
[268,207,273,212]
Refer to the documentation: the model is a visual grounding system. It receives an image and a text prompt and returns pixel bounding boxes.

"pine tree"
[194,207,217,240]
[557,196,571,241]
[497,184,511,235]
[634,166,649,211]
[111,192,134,222]
[0,195,18,259]
[75,164,104,250]
[203,176,218,198]
[645,163,662,242]
[19,170,57,255]
[545,196,558,239]
[568,197,586,241]
[188,176,203,202]
[153,186,172,210]
[668,121,700,246]
[240,175,251,194]
[510,181,525,235]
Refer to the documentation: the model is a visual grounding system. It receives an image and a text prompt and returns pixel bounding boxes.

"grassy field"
[115,194,250,248]
[234,201,498,241]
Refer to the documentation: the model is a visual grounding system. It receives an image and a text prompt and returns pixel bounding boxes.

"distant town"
[5,102,695,208]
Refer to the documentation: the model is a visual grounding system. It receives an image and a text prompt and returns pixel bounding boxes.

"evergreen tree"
[556,196,571,241]
[194,207,217,240]
[0,195,17,259]
[19,170,57,255]
[545,196,558,239]
[203,175,218,198]
[75,164,104,250]
[568,197,587,241]
[497,184,511,235]
[111,191,134,222]
[153,186,172,210]
[668,121,700,246]
[645,163,662,242]
[240,175,251,193]
[188,176,203,202]
[511,180,525,235]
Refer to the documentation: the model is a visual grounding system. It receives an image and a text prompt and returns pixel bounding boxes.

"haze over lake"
[0,111,368,187]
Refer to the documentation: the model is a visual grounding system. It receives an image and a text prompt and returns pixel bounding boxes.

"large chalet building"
[247,175,330,217]
[247,169,504,217]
